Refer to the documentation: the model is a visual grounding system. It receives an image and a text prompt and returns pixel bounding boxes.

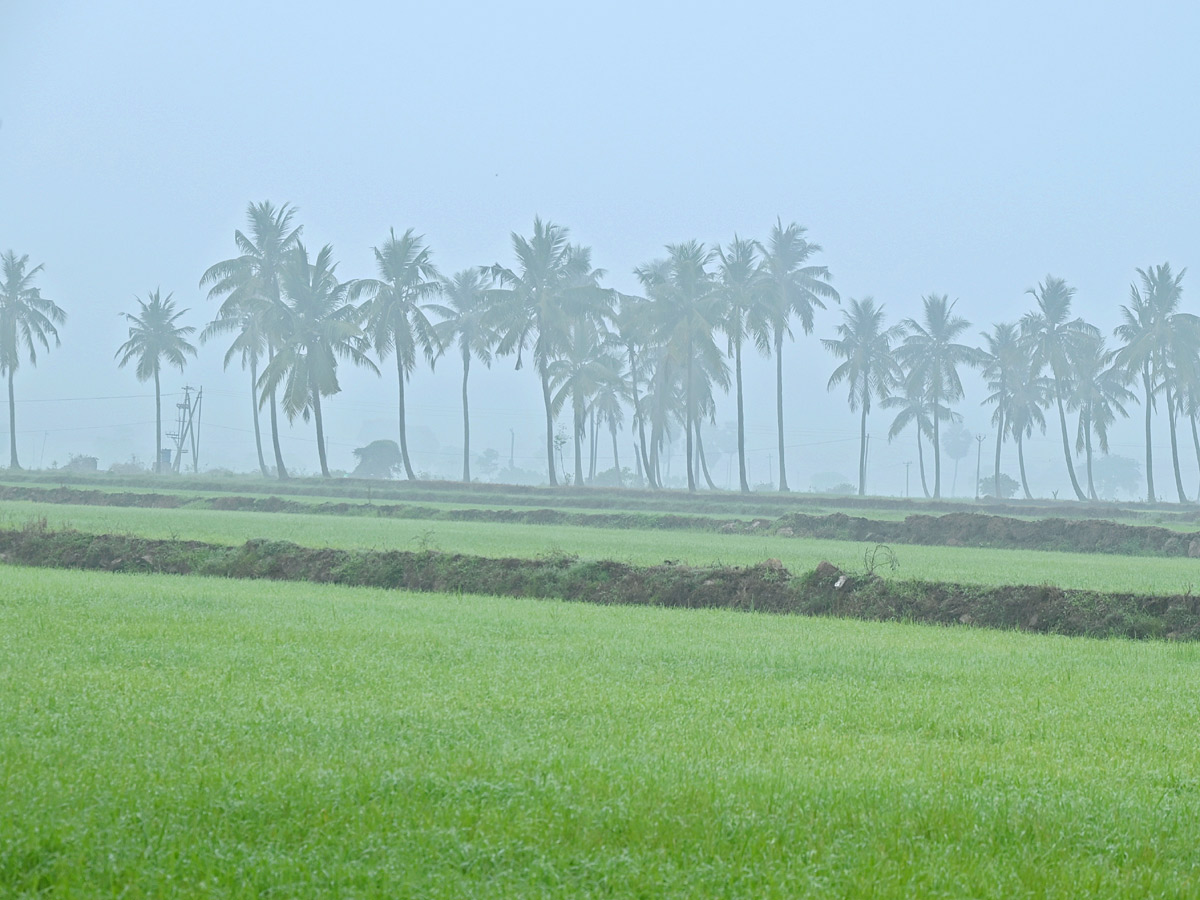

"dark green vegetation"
[4,567,1200,897]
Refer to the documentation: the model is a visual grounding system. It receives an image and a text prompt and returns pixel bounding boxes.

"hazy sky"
[3,1,1199,495]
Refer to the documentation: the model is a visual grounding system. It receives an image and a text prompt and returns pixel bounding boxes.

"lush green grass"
[3,565,1200,897]
[4,497,1200,595]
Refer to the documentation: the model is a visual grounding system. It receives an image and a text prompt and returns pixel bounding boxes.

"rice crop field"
[3,565,1200,898]
[4,497,1200,596]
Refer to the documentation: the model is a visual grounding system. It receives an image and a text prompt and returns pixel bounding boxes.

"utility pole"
[167,386,203,474]
[975,433,986,500]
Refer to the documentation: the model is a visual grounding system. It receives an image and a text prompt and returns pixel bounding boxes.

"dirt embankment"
[2,525,1198,641]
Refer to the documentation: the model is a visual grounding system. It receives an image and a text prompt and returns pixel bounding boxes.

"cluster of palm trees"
[4,202,1199,504]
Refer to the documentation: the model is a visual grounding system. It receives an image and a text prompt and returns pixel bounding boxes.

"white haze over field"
[3,0,1199,497]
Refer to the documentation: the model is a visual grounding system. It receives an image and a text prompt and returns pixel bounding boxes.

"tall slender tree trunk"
[589,406,598,482]
[697,420,718,490]
[1017,433,1033,499]
[1166,384,1187,503]
[1054,384,1087,501]
[461,349,471,483]
[611,424,622,486]
[541,368,557,486]
[266,344,288,481]
[993,408,1004,500]
[573,395,585,487]
[774,330,789,492]
[932,389,942,498]
[685,341,696,492]
[7,369,18,470]
[628,346,655,488]
[154,368,162,475]
[1083,411,1097,500]
[1190,408,1200,502]
[396,356,416,480]
[917,428,930,498]
[250,360,268,477]
[857,398,868,496]
[1142,364,1155,502]
[312,390,330,477]
[735,339,749,492]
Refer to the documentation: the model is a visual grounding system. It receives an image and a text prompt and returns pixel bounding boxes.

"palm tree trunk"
[993,408,1004,500]
[541,368,557,486]
[395,356,416,480]
[461,349,471,483]
[266,344,288,481]
[611,424,622,486]
[1017,433,1033,499]
[917,428,930,498]
[7,369,19,470]
[250,360,268,477]
[1190,408,1200,503]
[697,421,718,491]
[735,339,749,492]
[932,389,942,498]
[1166,385,1187,503]
[1142,364,1155,502]
[1054,385,1087,501]
[313,390,330,478]
[686,341,696,492]
[857,399,868,496]
[774,330,789,492]
[573,395,585,487]
[589,406,598,482]
[627,346,654,488]
[154,369,162,475]
[1084,411,1097,501]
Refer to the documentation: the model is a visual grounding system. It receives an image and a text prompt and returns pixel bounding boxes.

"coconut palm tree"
[615,293,657,487]
[882,378,937,498]
[428,268,499,482]
[822,297,902,495]
[635,242,729,492]
[115,289,196,474]
[1021,276,1098,502]
[758,219,839,491]
[0,252,66,470]
[490,218,610,485]
[1068,333,1135,500]
[547,319,624,486]
[716,236,768,492]
[258,244,378,477]
[895,294,980,498]
[356,228,442,480]
[200,201,302,479]
[978,322,1025,501]
[1114,263,1195,503]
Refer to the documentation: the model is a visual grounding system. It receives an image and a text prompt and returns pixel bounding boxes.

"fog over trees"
[6,203,1200,502]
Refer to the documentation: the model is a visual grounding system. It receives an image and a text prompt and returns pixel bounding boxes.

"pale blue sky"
[3,0,1199,494]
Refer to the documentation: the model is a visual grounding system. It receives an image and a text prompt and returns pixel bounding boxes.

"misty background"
[3,0,1198,496]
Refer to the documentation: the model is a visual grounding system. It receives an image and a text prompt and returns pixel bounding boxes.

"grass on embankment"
[5,497,1200,595]
[3,566,1200,898]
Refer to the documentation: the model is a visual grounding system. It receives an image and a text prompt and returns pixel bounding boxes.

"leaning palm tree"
[259,244,378,477]
[614,292,657,487]
[1068,333,1135,500]
[115,289,196,474]
[822,297,901,495]
[716,236,768,492]
[894,294,980,498]
[882,378,935,498]
[200,302,271,476]
[200,201,302,479]
[0,252,66,469]
[1007,374,1051,500]
[428,268,499,482]
[547,319,624,486]
[490,218,610,485]
[978,322,1025,501]
[356,228,442,480]
[1114,263,1195,502]
[758,219,839,491]
[1021,276,1098,502]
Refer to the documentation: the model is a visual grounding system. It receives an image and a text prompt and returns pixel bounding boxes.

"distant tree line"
[3,202,1197,503]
